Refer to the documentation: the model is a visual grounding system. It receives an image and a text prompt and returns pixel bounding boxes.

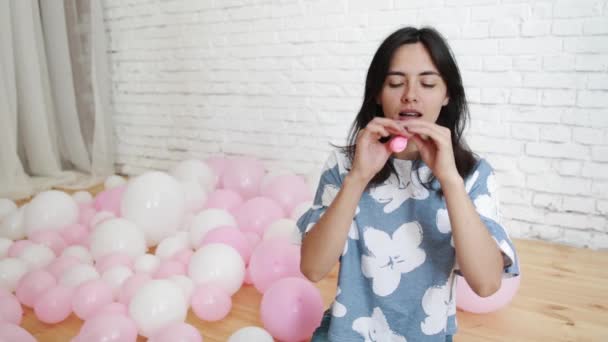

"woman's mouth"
[398,111,422,120]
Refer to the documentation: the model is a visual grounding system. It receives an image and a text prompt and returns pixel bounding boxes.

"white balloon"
[168,275,194,302]
[72,191,93,204]
[102,266,133,299]
[263,218,298,242]
[291,201,312,220]
[105,175,127,189]
[89,211,116,229]
[0,257,28,292]
[19,244,55,269]
[90,218,147,261]
[0,208,25,240]
[60,263,99,287]
[180,180,207,214]
[129,279,188,337]
[121,172,186,246]
[62,246,94,264]
[188,243,245,295]
[155,232,189,260]
[0,238,12,258]
[134,254,161,274]
[228,326,274,342]
[23,190,79,236]
[0,199,17,221]
[169,159,217,193]
[189,209,237,248]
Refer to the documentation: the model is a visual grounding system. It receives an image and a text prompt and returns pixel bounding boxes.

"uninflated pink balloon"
[201,227,252,264]
[29,230,67,256]
[191,284,232,322]
[33,285,74,324]
[222,157,266,199]
[248,238,304,293]
[149,322,203,342]
[77,313,138,342]
[260,174,312,215]
[0,323,37,342]
[234,197,285,237]
[16,269,57,308]
[456,275,521,314]
[260,277,324,342]
[204,189,244,214]
[0,293,22,325]
[72,280,114,320]
[389,136,409,153]
[93,185,126,217]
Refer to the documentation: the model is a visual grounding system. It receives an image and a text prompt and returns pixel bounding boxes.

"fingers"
[400,120,451,148]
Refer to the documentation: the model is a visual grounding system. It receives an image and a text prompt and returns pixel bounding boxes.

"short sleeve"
[464,159,520,277]
[295,150,345,238]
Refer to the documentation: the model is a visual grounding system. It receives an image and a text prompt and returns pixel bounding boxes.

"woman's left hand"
[401,120,461,185]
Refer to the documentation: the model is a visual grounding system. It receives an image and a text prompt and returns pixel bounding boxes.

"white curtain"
[0,0,115,199]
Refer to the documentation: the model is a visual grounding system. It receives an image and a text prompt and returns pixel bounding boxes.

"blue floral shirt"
[297,149,519,341]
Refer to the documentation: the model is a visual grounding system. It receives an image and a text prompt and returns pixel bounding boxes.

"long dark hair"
[342,26,477,190]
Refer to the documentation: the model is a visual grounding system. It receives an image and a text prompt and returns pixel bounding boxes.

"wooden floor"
[15,187,608,341]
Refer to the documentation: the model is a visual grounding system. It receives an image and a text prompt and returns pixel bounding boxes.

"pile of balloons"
[0,156,324,341]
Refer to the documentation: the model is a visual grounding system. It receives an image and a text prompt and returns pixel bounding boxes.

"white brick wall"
[102,0,608,249]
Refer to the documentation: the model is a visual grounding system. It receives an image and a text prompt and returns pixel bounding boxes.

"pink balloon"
[0,294,23,325]
[260,277,324,342]
[46,256,81,279]
[16,269,57,308]
[171,249,194,266]
[0,288,11,299]
[0,323,36,342]
[201,227,252,264]
[244,232,261,249]
[78,205,97,227]
[153,260,186,279]
[78,313,138,342]
[72,280,114,320]
[148,322,203,342]
[248,238,305,293]
[7,240,33,257]
[95,253,133,273]
[456,275,521,314]
[204,189,244,214]
[221,157,266,199]
[33,285,73,324]
[61,223,89,246]
[205,156,228,185]
[93,185,126,217]
[118,273,151,305]
[234,197,285,236]
[191,284,232,322]
[93,302,128,316]
[29,230,67,256]
[260,175,312,214]
[243,267,253,285]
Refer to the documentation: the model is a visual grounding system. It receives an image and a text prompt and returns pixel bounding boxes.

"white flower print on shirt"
[369,167,431,213]
[343,220,360,256]
[352,307,407,342]
[420,276,455,336]
[361,222,426,297]
[332,287,347,318]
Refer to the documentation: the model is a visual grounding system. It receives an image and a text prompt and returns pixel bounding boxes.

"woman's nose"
[401,83,418,103]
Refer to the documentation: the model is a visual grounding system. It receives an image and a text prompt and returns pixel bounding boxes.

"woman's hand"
[401,120,461,185]
[350,117,407,183]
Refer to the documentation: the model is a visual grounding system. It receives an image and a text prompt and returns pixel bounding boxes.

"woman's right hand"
[350,117,407,183]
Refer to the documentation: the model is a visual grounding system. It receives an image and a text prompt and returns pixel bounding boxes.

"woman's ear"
[442,96,449,106]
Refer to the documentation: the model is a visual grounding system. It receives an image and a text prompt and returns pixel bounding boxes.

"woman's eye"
[388,83,403,88]
[422,83,436,88]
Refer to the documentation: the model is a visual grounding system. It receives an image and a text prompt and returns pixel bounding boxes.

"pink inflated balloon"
[191,284,232,322]
[7,240,33,257]
[148,322,203,342]
[0,293,23,325]
[0,323,37,342]
[260,277,324,342]
[456,275,521,314]
[204,189,244,214]
[61,223,89,246]
[260,175,312,215]
[221,157,266,199]
[93,185,126,217]
[201,227,252,264]
[95,253,133,274]
[171,249,194,266]
[46,256,81,279]
[248,238,305,293]
[78,204,97,227]
[72,279,114,320]
[118,273,151,306]
[205,156,229,185]
[78,313,138,342]
[16,269,57,308]
[29,230,67,256]
[93,302,129,316]
[234,197,285,237]
[154,260,186,279]
[244,232,261,249]
[33,285,74,324]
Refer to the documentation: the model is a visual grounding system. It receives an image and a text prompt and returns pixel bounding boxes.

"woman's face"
[377,42,449,125]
